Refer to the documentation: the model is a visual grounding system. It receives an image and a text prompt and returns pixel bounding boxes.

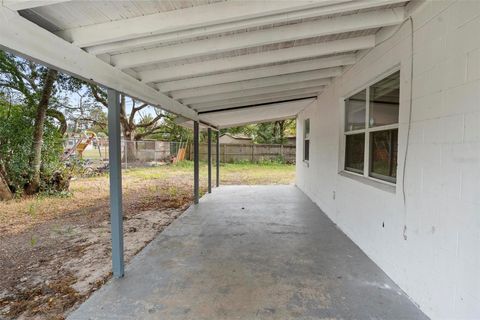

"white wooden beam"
[199,98,316,128]
[170,67,342,99]
[112,8,404,69]
[141,36,374,83]
[86,0,407,55]
[211,115,299,129]
[57,0,348,47]
[0,8,197,120]
[182,79,330,105]
[196,93,320,113]
[192,88,322,111]
[1,0,69,11]
[158,54,355,92]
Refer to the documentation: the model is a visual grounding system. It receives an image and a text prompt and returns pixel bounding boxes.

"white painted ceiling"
[1,0,410,128]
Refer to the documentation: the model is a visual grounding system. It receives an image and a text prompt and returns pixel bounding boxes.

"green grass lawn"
[127,160,296,185]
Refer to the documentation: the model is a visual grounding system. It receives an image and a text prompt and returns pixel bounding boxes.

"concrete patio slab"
[68,185,428,320]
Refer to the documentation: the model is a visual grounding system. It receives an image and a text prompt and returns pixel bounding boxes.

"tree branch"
[78,117,107,130]
[89,84,108,108]
[129,102,148,124]
[47,108,67,135]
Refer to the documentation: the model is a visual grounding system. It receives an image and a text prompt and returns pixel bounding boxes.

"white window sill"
[338,171,396,194]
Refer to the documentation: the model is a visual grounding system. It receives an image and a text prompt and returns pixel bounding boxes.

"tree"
[25,68,58,194]
[141,113,192,142]
[0,51,67,198]
[223,119,296,145]
[87,85,171,161]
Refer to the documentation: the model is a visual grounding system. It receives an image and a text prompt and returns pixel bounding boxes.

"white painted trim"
[341,67,401,185]
[194,91,321,112]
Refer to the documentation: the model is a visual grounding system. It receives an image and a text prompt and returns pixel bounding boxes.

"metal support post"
[107,89,124,278]
[216,131,220,187]
[194,121,200,204]
[207,128,212,193]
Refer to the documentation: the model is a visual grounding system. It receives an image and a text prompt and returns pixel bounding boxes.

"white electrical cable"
[352,15,415,238]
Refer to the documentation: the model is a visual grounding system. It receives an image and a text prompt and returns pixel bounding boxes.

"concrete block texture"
[296,1,480,319]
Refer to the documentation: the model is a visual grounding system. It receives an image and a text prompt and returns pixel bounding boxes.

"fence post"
[154,142,157,162]
[124,141,127,169]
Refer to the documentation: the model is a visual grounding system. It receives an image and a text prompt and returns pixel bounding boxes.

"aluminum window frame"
[343,69,400,184]
[303,118,310,162]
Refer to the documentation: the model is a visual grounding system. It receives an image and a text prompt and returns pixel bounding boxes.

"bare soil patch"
[0,171,193,319]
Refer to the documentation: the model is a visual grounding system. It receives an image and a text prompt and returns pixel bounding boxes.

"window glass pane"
[345,90,366,131]
[370,129,398,182]
[304,139,310,161]
[369,71,400,127]
[345,133,364,173]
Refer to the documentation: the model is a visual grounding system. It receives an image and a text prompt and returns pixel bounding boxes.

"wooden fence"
[188,143,296,164]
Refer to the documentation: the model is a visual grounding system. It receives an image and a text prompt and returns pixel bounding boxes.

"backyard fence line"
[64,138,182,169]
[64,138,296,168]
[187,143,296,164]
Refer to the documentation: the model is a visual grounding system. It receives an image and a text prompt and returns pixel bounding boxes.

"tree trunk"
[0,168,12,201]
[47,108,67,135]
[25,68,58,195]
[123,133,138,163]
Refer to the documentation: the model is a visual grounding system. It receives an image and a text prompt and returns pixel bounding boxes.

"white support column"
[108,89,124,278]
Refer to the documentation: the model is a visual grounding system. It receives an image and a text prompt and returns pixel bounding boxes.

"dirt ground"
[0,162,294,319]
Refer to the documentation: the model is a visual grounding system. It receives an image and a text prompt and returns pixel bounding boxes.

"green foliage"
[222,119,296,144]
[0,102,33,192]
[232,155,286,165]
[147,115,193,142]
[0,100,65,193]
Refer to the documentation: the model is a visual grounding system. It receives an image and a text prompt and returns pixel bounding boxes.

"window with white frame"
[303,118,310,162]
[344,70,399,183]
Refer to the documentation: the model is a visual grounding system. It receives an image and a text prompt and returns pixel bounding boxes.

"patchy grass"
[0,162,294,236]
[0,161,294,319]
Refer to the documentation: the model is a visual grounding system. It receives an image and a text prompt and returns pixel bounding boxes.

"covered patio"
[0,0,411,280]
[69,185,427,320]
[2,0,479,318]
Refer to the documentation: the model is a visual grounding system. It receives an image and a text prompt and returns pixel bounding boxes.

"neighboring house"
[219,133,253,145]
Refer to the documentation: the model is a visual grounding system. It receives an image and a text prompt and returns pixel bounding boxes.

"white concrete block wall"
[296,1,480,319]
